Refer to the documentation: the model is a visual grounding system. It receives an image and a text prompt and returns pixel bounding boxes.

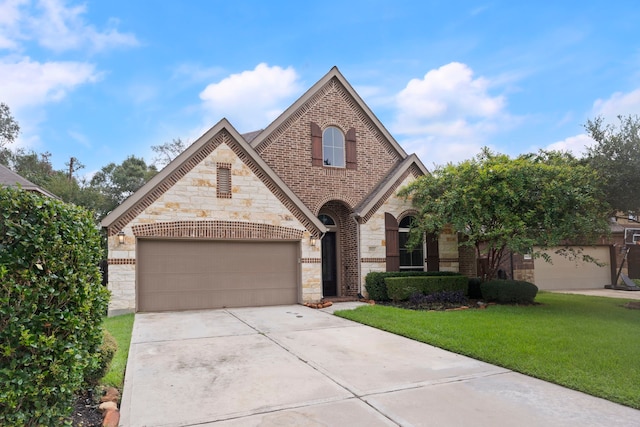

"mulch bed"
[70,390,103,427]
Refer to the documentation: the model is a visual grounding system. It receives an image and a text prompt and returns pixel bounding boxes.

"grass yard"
[335,292,640,409]
[101,313,135,389]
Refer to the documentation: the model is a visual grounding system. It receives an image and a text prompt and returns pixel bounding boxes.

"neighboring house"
[0,164,57,198]
[489,215,640,290]
[101,67,461,314]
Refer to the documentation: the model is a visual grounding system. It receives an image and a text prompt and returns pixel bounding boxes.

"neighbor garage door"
[137,239,298,312]
[533,246,612,290]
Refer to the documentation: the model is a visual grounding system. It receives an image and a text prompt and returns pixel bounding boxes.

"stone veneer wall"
[358,174,459,296]
[107,140,321,314]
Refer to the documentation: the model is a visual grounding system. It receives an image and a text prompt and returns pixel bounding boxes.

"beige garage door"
[137,239,299,312]
[533,246,612,290]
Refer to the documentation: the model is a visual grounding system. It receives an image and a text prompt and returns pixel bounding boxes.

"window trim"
[398,215,425,271]
[216,162,232,198]
[322,126,345,168]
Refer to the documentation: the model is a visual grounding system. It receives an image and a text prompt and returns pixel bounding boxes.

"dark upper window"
[399,216,424,271]
[318,214,336,226]
[322,127,345,167]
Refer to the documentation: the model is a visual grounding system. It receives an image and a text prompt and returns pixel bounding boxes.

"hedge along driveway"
[335,292,640,409]
[0,187,109,425]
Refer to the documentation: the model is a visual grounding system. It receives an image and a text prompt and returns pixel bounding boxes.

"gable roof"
[100,119,327,236]
[250,66,409,159]
[0,164,58,198]
[354,154,429,222]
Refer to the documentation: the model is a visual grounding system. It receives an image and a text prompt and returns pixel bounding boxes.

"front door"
[322,232,337,296]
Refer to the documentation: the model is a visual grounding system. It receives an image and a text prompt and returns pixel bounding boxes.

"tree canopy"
[399,148,611,280]
[151,138,186,168]
[90,155,158,218]
[585,115,640,219]
[0,102,19,147]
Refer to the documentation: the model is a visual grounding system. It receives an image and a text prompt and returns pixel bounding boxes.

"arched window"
[318,214,336,226]
[322,127,345,167]
[399,216,424,271]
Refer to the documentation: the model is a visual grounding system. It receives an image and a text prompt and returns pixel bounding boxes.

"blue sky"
[1,0,640,176]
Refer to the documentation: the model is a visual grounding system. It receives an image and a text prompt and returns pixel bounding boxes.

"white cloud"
[0,0,138,53]
[199,63,302,132]
[546,133,595,158]
[0,57,99,109]
[592,88,640,119]
[392,62,512,166]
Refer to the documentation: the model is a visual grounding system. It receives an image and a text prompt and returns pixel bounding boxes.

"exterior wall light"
[117,231,125,245]
[310,236,317,247]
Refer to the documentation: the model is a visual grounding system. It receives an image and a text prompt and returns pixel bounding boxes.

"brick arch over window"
[312,195,357,216]
[131,221,304,240]
[398,209,419,224]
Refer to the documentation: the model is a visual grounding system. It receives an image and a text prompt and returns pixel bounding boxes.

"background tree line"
[1,101,638,228]
[0,102,185,220]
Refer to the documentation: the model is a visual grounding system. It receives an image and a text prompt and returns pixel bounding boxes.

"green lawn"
[101,313,135,389]
[335,292,640,409]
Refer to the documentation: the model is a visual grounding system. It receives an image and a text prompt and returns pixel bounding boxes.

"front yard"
[336,292,640,409]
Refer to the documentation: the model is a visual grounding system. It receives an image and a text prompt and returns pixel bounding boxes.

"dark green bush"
[467,277,483,299]
[365,271,462,301]
[385,275,468,301]
[0,187,110,426]
[481,279,538,304]
[84,330,118,387]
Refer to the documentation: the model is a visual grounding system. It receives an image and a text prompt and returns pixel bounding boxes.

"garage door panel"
[534,246,611,290]
[138,239,299,312]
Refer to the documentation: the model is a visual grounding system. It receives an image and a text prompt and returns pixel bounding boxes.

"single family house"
[101,67,462,314]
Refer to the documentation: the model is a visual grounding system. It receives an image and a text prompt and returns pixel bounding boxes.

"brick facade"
[102,68,463,313]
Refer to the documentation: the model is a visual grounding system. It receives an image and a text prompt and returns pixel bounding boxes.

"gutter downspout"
[351,213,362,296]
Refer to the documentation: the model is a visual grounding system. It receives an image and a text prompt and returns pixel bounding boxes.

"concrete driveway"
[121,304,639,426]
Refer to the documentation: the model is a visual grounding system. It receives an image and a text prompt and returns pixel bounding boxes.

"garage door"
[137,239,298,312]
[533,246,611,290]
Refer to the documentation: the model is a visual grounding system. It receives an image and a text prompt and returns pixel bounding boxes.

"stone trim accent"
[439,258,459,263]
[131,221,304,240]
[360,165,422,224]
[361,258,386,263]
[301,258,322,263]
[108,258,136,265]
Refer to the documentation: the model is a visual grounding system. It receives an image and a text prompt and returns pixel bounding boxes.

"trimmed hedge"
[481,279,538,304]
[0,187,110,425]
[385,275,468,301]
[365,271,462,301]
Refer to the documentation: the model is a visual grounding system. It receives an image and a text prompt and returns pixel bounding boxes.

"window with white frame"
[322,126,345,167]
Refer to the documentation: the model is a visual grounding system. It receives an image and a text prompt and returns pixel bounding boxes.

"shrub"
[467,277,483,299]
[365,271,462,301]
[481,279,538,304]
[84,330,118,387]
[0,187,110,425]
[385,275,468,301]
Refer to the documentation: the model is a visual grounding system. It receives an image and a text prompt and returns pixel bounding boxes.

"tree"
[90,155,158,217]
[0,102,19,148]
[585,115,640,219]
[398,148,611,280]
[151,138,186,168]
